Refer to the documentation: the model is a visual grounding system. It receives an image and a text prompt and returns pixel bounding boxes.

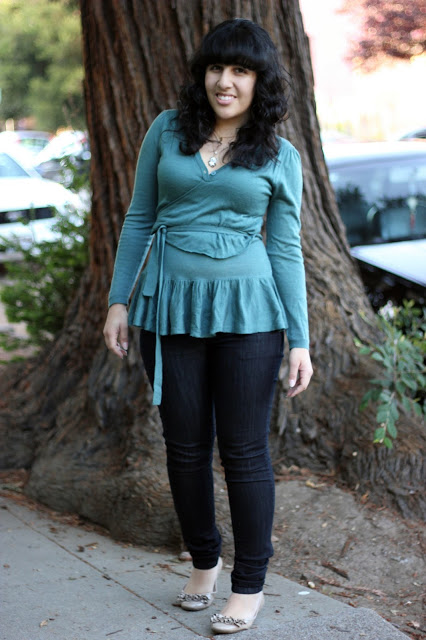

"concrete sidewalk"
[1,495,410,640]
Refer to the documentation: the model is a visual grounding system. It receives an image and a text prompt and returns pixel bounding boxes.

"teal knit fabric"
[109,109,309,360]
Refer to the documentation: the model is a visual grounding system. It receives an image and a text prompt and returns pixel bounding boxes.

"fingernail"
[122,342,128,351]
[289,379,296,388]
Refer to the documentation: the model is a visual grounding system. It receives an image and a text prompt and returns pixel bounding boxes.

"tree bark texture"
[0,0,424,542]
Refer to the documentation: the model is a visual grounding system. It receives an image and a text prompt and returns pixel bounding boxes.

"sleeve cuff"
[287,338,310,350]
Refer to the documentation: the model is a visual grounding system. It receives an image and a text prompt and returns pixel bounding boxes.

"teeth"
[217,95,233,101]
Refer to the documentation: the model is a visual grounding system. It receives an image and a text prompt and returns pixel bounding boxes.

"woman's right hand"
[103,303,129,359]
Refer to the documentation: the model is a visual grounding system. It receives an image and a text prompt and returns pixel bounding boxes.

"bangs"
[200,40,267,72]
[192,21,271,75]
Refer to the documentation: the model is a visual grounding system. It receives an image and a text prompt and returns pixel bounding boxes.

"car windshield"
[329,157,426,245]
[39,131,86,161]
[19,138,50,154]
[0,152,30,178]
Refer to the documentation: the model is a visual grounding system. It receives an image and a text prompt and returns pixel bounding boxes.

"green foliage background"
[0,209,89,347]
[0,0,84,130]
[0,158,90,352]
[356,302,426,448]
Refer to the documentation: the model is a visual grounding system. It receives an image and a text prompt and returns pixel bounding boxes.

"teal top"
[109,109,309,404]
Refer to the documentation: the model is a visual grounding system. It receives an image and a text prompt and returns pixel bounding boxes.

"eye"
[234,67,248,74]
[208,64,222,71]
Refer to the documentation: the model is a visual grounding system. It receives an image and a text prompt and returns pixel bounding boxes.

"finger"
[288,362,300,389]
[286,380,307,398]
[287,362,313,398]
[286,367,313,397]
[104,325,125,359]
[114,345,126,359]
[119,323,129,353]
[286,379,306,398]
[106,336,125,359]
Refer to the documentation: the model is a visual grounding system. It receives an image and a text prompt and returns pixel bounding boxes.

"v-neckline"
[196,150,230,176]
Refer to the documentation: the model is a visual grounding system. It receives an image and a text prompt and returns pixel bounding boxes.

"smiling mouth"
[216,94,235,102]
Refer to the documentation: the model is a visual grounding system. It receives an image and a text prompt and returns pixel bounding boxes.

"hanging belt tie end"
[152,226,167,406]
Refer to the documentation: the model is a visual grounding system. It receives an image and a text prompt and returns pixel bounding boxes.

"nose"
[217,67,233,89]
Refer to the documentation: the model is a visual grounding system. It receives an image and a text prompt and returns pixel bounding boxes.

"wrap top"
[109,110,309,404]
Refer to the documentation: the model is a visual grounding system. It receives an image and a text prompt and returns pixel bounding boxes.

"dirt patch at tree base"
[269,467,425,639]
[1,468,424,639]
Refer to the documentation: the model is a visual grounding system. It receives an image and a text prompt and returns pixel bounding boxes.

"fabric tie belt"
[141,224,262,405]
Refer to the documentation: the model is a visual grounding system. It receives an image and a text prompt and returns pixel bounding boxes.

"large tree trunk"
[0,0,424,543]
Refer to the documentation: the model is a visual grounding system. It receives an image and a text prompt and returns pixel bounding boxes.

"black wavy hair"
[176,19,291,168]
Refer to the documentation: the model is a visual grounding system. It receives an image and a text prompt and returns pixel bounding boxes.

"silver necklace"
[208,134,223,168]
[207,132,235,168]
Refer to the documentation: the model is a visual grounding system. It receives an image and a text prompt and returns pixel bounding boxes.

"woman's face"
[204,63,257,129]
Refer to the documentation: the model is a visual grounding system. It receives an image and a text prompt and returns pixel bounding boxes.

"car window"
[19,138,49,154]
[0,152,30,178]
[329,157,426,245]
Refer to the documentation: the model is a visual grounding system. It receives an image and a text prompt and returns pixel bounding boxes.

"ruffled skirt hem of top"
[128,238,288,339]
[128,275,287,338]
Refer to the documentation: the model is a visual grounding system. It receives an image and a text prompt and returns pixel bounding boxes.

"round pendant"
[208,156,217,167]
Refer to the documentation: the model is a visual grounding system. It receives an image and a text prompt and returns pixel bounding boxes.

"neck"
[214,126,238,140]
[213,120,242,140]
[214,127,238,140]
[213,113,249,139]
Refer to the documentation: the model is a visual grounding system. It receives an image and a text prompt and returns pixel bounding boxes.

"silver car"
[324,141,426,300]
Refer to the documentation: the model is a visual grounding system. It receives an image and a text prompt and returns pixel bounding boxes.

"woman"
[104,18,313,635]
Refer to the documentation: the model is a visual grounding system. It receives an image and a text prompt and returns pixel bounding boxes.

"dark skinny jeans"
[140,329,284,594]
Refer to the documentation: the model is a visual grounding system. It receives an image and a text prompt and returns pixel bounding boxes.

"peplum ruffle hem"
[128,274,287,337]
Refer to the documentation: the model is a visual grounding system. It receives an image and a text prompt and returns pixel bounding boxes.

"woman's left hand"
[286,348,313,398]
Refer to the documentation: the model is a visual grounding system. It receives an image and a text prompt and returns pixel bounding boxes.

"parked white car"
[34,129,90,185]
[324,141,426,306]
[0,143,84,262]
[0,130,53,157]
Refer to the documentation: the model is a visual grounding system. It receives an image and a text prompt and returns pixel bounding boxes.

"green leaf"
[370,378,391,387]
[372,388,382,401]
[379,389,392,401]
[401,375,417,391]
[416,373,425,387]
[413,402,423,417]
[376,406,390,423]
[374,427,386,442]
[387,422,398,439]
[390,404,399,421]
[359,396,371,411]
[360,389,377,410]
[377,344,390,357]
[371,352,384,363]
[395,381,406,395]
[383,437,393,449]
[383,356,394,370]
[402,396,412,414]
[358,346,371,355]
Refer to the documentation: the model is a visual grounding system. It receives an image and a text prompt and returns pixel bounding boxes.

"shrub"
[0,208,89,348]
[355,300,426,448]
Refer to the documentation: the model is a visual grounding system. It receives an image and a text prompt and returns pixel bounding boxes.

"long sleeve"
[108,111,169,307]
[266,144,309,349]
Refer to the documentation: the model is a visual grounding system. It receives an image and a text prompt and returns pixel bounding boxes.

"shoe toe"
[180,595,213,611]
[210,592,264,634]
